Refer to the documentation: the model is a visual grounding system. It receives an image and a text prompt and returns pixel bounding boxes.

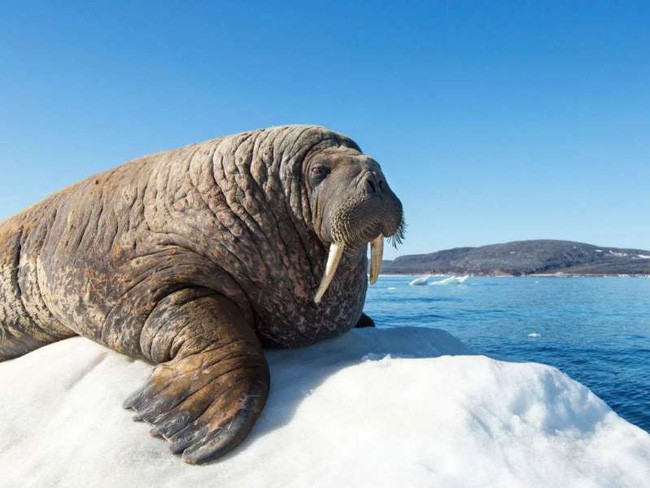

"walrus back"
[0,148,161,361]
[0,139,215,361]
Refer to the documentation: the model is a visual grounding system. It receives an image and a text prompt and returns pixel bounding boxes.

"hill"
[382,239,650,276]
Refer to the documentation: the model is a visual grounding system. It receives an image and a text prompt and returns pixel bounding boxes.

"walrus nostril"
[364,171,383,195]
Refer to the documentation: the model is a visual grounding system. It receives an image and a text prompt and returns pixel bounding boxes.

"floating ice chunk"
[430,275,469,285]
[409,274,431,286]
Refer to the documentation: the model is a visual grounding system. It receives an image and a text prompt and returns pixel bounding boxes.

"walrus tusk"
[369,234,384,285]
[314,243,345,303]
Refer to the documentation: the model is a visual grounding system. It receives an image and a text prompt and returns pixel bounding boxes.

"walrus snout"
[328,184,404,248]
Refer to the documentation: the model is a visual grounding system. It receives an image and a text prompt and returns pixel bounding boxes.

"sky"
[1,1,648,259]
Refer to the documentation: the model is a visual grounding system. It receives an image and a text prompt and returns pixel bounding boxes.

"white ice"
[1,327,648,488]
[409,274,431,285]
[430,275,469,285]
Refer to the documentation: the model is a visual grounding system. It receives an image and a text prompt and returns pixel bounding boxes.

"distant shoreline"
[381,239,650,277]
[379,272,650,278]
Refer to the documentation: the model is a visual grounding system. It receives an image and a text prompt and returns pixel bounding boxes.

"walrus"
[0,125,404,463]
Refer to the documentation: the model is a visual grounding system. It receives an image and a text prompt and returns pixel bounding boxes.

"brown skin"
[0,125,404,464]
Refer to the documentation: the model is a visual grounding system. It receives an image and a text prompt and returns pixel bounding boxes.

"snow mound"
[1,327,648,488]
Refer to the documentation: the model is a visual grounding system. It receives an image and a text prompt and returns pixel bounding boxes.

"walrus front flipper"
[123,292,269,464]
[354,313,375,328]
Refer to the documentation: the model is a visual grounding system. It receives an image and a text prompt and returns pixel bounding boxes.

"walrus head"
[303,142,405,303]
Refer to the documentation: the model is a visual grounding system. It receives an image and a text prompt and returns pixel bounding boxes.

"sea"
[366,275,650,432]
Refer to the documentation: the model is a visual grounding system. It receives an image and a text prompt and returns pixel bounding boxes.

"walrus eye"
[310,165,330,178]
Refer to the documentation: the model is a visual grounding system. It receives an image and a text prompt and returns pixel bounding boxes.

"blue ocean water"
[366,275,650,432]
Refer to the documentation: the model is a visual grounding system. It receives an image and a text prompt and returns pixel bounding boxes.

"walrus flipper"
[354,313,375,328]
[123,293,269,464]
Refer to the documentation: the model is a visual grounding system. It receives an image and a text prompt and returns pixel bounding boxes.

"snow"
[609,250,628,257]
[1,327,648,488]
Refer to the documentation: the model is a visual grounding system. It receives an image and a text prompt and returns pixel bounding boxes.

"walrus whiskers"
[314,243,345,303]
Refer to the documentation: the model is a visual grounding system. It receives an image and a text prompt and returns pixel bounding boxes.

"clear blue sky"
[1,1,648,258]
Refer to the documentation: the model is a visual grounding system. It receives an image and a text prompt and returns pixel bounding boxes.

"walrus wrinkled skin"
[0,125,404,463]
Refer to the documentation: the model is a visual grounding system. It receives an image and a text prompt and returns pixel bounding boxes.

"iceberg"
[430,275,469,285]
[1,328,648,487]
[409,274,432,285]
